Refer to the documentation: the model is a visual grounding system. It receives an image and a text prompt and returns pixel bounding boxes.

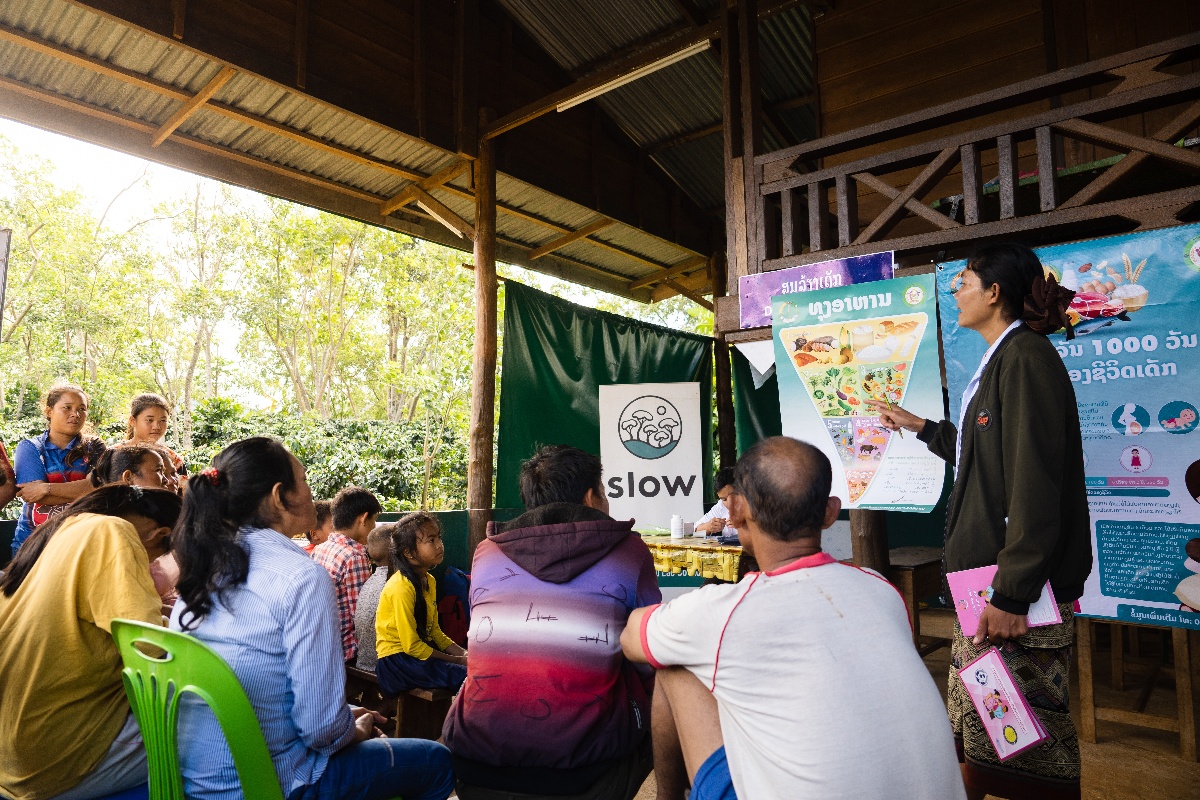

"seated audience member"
[694,466,737,537]
[124,393,189,485]
[12,384,106,556]
[354,523,394,671]
[90,446,177,611]
[375,514,467,693]
[313,487,380,663]
[304,500,334,553]
[444,445,661,800]
[90,445,168,490]
[0,485,182,800]
[622,437,965,800]
[171,438,454,800]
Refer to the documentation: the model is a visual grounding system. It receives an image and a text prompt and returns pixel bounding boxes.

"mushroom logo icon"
[618,396,683,460]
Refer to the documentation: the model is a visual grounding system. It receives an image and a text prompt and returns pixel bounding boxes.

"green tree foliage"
[0,135,709,510]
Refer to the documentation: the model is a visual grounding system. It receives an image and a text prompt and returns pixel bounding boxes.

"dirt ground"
[632,609,1200,800]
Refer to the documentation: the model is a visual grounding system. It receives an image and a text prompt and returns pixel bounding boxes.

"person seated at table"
[0,484,182,800]
[354,522,394,671]
[443,444,661,800]
[375,513,468,693]
[621,437,965,800]
[694,466,737,538]
[304,500,334,553]
[313,487,380,663]
[171,437,454,800]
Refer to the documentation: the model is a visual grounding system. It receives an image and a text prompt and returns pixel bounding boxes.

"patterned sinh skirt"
[948,604,1080,797]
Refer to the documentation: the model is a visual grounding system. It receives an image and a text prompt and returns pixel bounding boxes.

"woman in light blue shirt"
[171,437,454,800]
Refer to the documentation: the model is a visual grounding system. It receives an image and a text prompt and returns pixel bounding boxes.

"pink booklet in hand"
[946,565,1061,638]
[958,647,1048,760]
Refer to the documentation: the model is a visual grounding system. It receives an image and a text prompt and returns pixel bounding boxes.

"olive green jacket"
[918,327,1093,614]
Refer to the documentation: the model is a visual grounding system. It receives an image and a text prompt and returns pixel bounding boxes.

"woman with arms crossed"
[11,384,105,556]
[871,243,1092,800]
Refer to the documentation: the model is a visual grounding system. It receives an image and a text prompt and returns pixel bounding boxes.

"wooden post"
[1175,627,1197,761]
[738,0,764,277]
[721,0,745,296]
[712,252,737,468]
[1077,617,1097,743]
[467,108,497,557]
[849,509,888,573]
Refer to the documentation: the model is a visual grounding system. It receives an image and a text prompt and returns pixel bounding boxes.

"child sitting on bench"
[375,513,468,694]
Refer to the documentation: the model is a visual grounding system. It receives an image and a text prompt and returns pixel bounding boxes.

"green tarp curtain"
[496,282,714,510]
[731,346,781,454]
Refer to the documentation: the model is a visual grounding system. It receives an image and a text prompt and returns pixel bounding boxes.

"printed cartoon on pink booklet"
[781,313,927,501]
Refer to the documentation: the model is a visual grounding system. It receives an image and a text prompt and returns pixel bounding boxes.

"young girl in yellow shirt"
[374,512,468,693]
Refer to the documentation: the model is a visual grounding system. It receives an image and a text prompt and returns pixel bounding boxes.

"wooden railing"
[720,31,1200,338]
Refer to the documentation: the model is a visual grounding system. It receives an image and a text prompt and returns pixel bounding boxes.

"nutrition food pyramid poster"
[772,274,945,512]
[939,224,1200,631]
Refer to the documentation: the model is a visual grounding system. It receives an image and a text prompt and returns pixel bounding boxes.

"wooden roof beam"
[0,75,658,299]
[410,187,474,239]
[380,160,471,216]
[0,22,426,180]
[628,255,709,290]
[529,218,614,259]
[483,0,804,141]
[151,65,236,147]
[662,276,714,310]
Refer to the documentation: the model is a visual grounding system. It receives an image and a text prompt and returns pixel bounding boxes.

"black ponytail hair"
[387,512,439,645]
[1,484,181,597]
[90,445,161,487]
[173,436,300,629]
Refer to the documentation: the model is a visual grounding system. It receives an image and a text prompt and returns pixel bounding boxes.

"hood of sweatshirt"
[486,502,636,584]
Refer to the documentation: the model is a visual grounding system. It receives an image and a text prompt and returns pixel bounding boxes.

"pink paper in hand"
[958,647,1048,761]
[946,565,1061,637]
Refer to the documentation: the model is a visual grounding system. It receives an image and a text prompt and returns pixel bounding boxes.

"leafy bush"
[0,398,469,517]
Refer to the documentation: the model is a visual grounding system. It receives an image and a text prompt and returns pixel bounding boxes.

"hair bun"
[1023,273,1076,340]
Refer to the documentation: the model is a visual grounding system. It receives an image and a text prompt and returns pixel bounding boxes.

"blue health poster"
[772,274,945,512]
[937,224,1200,630]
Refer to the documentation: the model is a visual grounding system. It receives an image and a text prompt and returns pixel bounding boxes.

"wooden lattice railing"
[724,31,1200,337]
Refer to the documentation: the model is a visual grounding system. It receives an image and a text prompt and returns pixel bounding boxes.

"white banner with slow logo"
[599,382,704,530]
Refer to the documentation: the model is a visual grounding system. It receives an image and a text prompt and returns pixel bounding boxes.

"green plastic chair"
[111,619,285,800]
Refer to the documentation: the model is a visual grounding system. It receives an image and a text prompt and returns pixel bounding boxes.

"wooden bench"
[887,546,950,657]
[345,665,454,740]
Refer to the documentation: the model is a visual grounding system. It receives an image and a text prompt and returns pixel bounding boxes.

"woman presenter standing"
[871,242,1091,800]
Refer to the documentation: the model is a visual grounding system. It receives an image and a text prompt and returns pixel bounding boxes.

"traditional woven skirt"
[947,603,1080,800]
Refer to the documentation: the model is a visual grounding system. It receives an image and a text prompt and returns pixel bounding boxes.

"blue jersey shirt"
[12,433,89,556]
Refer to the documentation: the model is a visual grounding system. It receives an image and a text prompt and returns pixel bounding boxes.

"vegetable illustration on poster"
[937,223,1200,631]
[771,274,945,512]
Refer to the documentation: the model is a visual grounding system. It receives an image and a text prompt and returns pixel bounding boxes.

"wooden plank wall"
[1051,0,1200,165]
[811,0,1200,245]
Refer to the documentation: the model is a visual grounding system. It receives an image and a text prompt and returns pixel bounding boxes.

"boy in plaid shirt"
[313,486,381,663]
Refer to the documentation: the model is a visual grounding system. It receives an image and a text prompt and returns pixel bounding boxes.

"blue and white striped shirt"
[170,526,357,799]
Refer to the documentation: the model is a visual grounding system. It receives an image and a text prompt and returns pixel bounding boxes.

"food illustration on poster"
[772,275,944,511]
[938,223,1200,631]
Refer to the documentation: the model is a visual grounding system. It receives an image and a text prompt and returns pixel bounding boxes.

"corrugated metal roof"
[497,0,817,211]
[0,0,707,298]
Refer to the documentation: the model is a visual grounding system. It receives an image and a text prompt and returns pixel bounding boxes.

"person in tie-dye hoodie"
[444,445,661,800]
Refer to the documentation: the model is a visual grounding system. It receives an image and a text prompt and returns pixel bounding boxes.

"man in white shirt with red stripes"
[622,436,964,800]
